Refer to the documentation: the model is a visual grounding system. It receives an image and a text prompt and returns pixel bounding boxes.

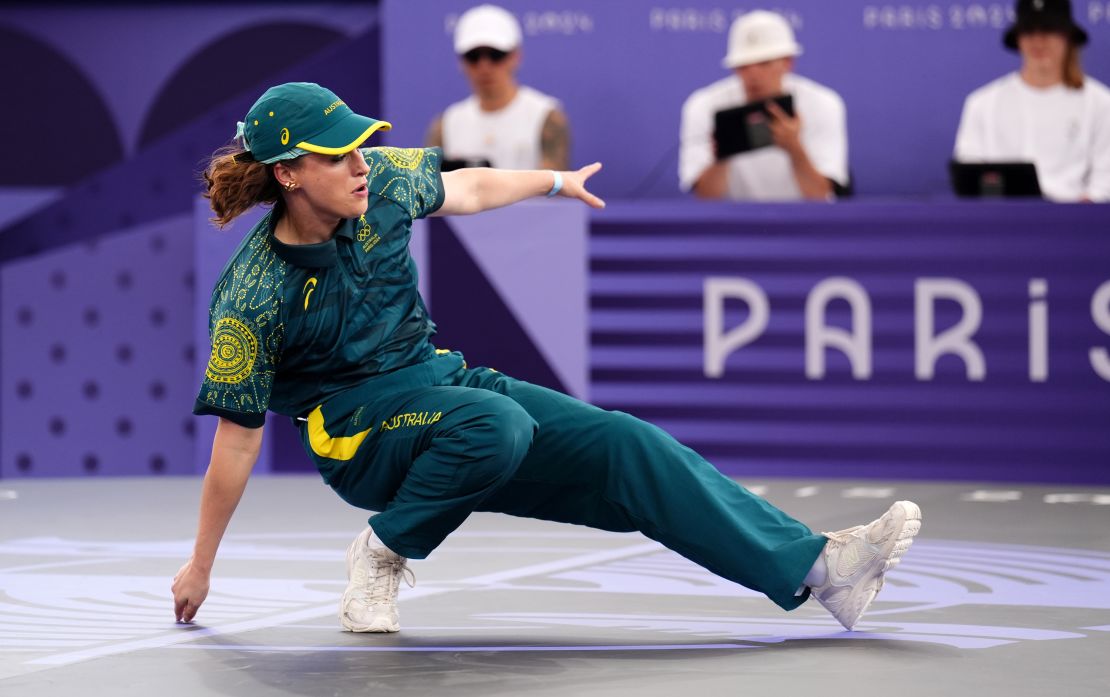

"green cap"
[236,82,391,164]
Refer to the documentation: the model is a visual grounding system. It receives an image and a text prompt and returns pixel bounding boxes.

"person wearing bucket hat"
[679,10,849,201]
[174,80,921,636]
[954,0,1110,202]
[425,4,572,171]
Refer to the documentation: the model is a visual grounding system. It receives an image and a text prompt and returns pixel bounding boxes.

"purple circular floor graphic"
[0,536,1107,665]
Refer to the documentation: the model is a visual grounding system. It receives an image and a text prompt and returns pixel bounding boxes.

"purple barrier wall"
[0,3,381,478]
[0,3,379,227]
[381,0,1110,199]
[590,200,1110,484]
[4,3,1108,485]
[1,217,196,477]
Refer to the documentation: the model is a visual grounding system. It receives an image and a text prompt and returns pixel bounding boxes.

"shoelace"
[821,524,866,545]
[359,556,416,606]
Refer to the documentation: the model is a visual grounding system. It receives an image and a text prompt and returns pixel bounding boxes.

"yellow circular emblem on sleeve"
[280,128,290,145]
[206,317,258,384]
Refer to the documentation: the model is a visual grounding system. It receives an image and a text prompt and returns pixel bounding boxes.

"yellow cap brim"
[296,117,392,155]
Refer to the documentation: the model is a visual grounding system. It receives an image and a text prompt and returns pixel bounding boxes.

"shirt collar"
[265,201,355,268]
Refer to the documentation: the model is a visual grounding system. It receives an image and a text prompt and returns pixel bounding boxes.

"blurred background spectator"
[424,4,571,170]
[678,10,848,201]
[954,0,1110,202]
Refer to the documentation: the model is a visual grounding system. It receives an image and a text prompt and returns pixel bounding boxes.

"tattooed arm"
[540,109,571,171]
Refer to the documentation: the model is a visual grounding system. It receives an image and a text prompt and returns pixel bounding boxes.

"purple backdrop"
[3,2,1109,484]
[590,200,1110,484]
[381,0,1110,198]
[0,2,381,478]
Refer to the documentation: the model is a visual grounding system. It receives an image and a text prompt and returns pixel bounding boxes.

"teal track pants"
[301,351,826,610]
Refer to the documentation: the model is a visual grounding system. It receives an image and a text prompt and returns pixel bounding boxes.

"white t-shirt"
[954,72,1110,202]
[441,85,560,171]
[679,73,848,201]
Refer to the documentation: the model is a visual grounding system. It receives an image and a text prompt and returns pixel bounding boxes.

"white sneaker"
[339,527,415,633]
[810,500,922,631]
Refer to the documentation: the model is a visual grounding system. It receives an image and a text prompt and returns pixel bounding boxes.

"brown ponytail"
[201,145,283,228]
[1064,43,1084,90]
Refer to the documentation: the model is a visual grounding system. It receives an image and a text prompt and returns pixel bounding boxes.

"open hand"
[557,162,606,209]
[172,558,210,623]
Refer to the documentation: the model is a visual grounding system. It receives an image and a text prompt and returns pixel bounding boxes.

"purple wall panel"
[4,2,1108,487]
[381,0,1110,198]
[589,201,1110,484]
[1,217,196,477]
[0,3,381,479]
[1,4,378,160]
[442,201,589,399]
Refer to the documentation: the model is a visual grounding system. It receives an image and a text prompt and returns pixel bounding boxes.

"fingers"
[559,163,605,208]
[578,161,602,181]
[172,564,201,623]
[766,101,786,121]
[579,190,606,209]
[174,596,199,623]
[567,178,605,208]
[766,101,798,128]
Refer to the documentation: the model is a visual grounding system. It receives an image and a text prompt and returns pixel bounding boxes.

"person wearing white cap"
[426,4,571,171]
[679,10,848,201]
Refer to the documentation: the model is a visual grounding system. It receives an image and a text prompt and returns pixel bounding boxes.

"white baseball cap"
[722,10,802,69]
[454,4,523,54]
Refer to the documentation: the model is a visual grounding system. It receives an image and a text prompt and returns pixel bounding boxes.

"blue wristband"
[545,170,563,198]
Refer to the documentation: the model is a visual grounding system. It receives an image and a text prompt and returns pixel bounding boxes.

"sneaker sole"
[340,613,400,633]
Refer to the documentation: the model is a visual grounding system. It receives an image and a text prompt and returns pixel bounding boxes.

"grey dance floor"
[1,476,1109,696]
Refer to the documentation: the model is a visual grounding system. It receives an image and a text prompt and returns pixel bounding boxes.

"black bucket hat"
[1004,0,1089,50]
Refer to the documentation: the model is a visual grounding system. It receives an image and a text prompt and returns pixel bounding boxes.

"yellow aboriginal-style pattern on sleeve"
[202,230,286,416]
[363,146,443,220]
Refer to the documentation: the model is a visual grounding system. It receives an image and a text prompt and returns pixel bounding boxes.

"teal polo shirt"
[194,147,446,428]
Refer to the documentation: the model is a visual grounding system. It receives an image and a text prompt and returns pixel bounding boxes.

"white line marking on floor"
[225,530,623,542]
[286,624,552,631]
[842,488,894,499]
[0,490,18,501]
[170,642,755,653]
[794,487,819,498]
[1044,494,1110,505]
[26,541,663,668]
[962,490,1022,503]
[0,558,128,574]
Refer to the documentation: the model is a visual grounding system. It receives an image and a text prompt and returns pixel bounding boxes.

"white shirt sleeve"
[801,91,849,187]
[954,90,988,162]
[1085,90,1110,202]
[679,90,715,193]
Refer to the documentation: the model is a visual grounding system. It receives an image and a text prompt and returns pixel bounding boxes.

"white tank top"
[442,85,560,170]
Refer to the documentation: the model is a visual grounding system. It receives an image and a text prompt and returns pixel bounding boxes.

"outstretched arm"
[172,417,263,623]
[434,162,605,216]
